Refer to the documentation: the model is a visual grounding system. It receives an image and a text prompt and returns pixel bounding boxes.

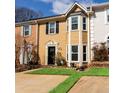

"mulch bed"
[15,64,42,72]
[88,61,109,68]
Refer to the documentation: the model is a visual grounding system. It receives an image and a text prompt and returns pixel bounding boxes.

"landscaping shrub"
[55,52,67,66]
[15,39,41,72]
[76,64,88,71]
[92,42,109,61]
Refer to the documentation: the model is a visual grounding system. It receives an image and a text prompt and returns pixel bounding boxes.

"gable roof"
[65,2,88,16]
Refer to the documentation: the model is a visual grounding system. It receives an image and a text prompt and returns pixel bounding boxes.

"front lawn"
[81,67,109,76]
[49,73,82,93]
[29,67,109,76]
[28,67,109,93]
[28,68,77,75]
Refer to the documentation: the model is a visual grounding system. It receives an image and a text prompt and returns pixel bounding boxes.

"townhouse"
[15,2,109,67]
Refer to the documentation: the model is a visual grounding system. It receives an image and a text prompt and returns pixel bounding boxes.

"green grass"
[81,67,109,76]
[28,68,77,75]
[28,67,109,93]
[49,73,82,93]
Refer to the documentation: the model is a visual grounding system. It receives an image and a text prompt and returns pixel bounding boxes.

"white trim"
[83,44,87,62]
[71,16,79,31]
[19,47,23,64]
[68,17,71,67]
[70,45,79,62]
[21,26,23,36]
[45,41,58,65]
[66,45,68,61]
[89,16,94,61]
[104,33,109,42]
[104,8,109,25]
[65,2,87,16]
[35,24,38,46]
[23,25,32,37]
[29,25,32,35]
[79,15,83,66]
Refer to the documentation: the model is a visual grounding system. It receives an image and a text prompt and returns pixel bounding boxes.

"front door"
[48,46,55,65]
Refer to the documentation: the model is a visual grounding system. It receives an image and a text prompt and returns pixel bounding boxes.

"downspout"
[35,20,39,64]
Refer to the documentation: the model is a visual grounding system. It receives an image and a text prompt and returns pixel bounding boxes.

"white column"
[79,15,83,67]
[68,17,71,67]
[90,16,94,61]
[35,23,38,46]
[87,14,92,63]
[19,47,23,64]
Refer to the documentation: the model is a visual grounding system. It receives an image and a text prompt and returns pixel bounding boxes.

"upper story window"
[71,16,78,30]
[83,17,86,31]
[23,25,31,36]
[49,22,56,34]
[46,21,59,35]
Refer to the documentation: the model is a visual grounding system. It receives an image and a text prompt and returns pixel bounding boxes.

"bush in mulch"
[15,64,41,72]
[55,52,67,66]
[75,64,88,71]
[88,62,109,68]
[92,42,109,61]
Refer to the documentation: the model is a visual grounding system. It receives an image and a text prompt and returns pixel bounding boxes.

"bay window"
[83,17,86,30]
[71,16,78,30]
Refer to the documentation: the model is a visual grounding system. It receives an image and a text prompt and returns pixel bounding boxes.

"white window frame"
[105,8,109,24]
[23,25,31,37]
[71,45,79,62]
[66,45,68,61]
[83,17,87,31]
[107,36,109,48]
[48,22,56,34]
[71,16,78,31]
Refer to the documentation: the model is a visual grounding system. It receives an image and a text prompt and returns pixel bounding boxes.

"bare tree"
[15,7,43,22]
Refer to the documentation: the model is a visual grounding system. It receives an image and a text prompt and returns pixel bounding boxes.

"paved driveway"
[16,72,68,93]
[69,76,109,93]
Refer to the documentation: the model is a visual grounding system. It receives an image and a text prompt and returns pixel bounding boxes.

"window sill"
[47,33,57,35]
[105,23,109,25]
[23,35,31,37]
[70,61,79,63]
[83,30,87,32]
[71,29,78,32]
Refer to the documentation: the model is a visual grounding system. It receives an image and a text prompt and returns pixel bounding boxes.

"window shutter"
[56,21,59,34]
[46,22,48,34]
[21,26,24,36]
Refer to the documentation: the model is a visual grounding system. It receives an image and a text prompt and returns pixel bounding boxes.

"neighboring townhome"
[15,2,109,67]
[90,2,109,60]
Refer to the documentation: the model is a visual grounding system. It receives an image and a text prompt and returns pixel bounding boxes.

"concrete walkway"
[69,76,109,93]
[16,71,68,93]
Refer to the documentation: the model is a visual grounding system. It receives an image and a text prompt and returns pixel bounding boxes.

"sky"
[16,0,109,17]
